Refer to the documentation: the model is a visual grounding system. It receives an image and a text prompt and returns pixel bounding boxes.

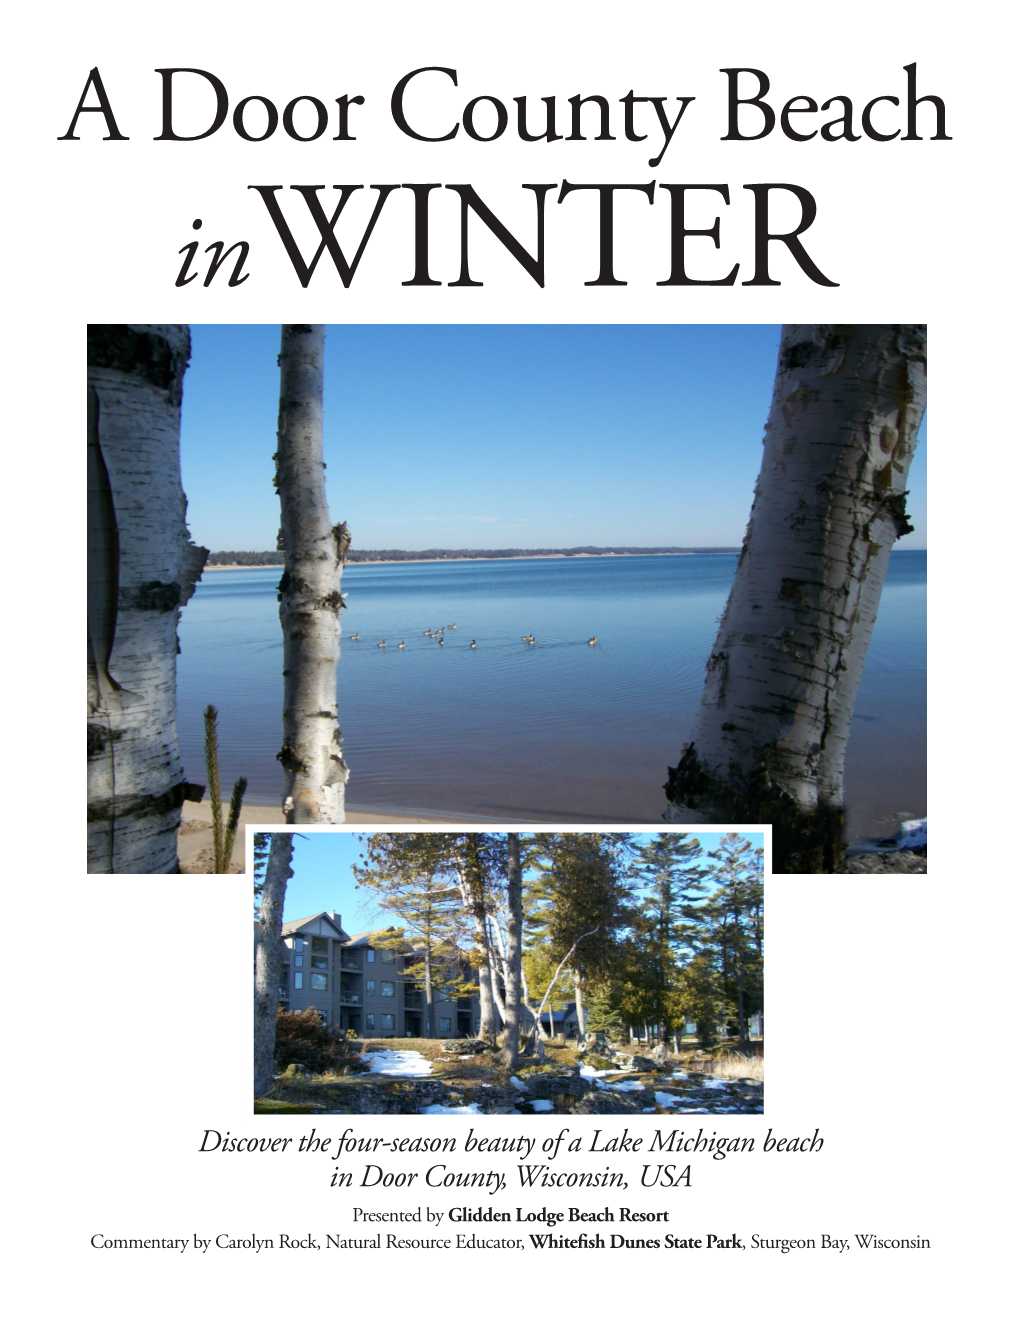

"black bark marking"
[277,745,308,775]
[87,779,204,822]
[125,580,181,612]
[87,325,191,405]
[333,520,352,564]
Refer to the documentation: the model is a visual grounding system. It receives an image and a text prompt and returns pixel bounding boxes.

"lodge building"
[272,911,480,1038]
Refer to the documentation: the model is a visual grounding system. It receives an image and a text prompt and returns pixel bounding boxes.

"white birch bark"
[665,325,926,872]
[573,968,586,1038]
[454,863,501,1038]
[276,325,348,823]
[87,324,208,873]
[254,834,293,1097]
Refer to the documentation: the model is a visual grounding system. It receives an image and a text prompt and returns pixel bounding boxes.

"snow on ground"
[654,1091,680,1107]
[366,1049,433,1077]
[510,1075,527,1091]
[529,1099,555,1112]
[699,1077,733,1089]
[419,1103,483,1115]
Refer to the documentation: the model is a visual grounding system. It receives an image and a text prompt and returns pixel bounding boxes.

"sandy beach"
[177,800,501,873]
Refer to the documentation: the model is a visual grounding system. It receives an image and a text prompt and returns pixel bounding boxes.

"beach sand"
[177,801,444,874]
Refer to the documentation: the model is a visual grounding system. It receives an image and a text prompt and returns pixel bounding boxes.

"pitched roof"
[280,912,348,939]
[344,927,400,948]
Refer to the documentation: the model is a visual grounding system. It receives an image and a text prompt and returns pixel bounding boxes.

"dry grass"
[323,1035,763,1081]
[692,1053,765,1081]
[358,1037,448,1061]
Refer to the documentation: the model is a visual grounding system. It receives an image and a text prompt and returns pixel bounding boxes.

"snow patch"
[654,1091,680,1107]
[366,1049,433,1077]
[419,1103,483,1115]
[529,1099,555,1112]
[510,1075,527,1091]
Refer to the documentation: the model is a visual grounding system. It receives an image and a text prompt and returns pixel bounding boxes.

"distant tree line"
[209,545,739,566]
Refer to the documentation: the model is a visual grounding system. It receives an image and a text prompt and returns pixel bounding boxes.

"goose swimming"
[350,633,360,640]
[470,640,477,648]
[397,641,405,648]
[588,637,597,645]
[377,641,386,648]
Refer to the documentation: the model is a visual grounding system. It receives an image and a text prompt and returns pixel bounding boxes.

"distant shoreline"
[203,549,741,571]
[204,546,924,571]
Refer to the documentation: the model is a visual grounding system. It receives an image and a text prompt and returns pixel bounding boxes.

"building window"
[294,954,303,967]
[365,980,375,995]
[381,1014,395,1031]
[310,973,327,992]
[366,949,375,963]
[293,938,304,952]
[381,981,395,997]
[294,972,303,990]
[380,949,395,964]
[310,956,328,970]
[439,1017,451,1032]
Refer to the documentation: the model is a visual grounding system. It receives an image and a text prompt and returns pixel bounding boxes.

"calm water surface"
[177,552,926,837]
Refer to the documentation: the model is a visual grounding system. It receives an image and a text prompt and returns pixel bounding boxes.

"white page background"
[5,3,1013,1316]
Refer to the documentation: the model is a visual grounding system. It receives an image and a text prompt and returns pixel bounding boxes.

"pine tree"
[525,834,633,1037]
[353,835,474,1036]
[701,834,765,1045]
[628,833,710,1044]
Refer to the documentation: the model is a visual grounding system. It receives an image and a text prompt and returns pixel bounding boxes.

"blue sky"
[278,830,766,931]
[180,325,927,553]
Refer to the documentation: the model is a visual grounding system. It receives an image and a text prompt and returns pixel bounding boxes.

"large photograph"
[87,324,926,874]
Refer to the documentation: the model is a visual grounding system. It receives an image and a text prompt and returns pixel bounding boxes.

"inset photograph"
[254,829,765,1117]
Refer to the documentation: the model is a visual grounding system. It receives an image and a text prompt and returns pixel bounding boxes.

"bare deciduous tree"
[497,834,524,1069]
[664,324,926,872]
[254,833,294,1097]
[87,324,207,873]
[275,325,348,823]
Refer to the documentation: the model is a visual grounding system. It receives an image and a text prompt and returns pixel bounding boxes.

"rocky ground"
[844,847,927,873]
[257,1041,764,1117]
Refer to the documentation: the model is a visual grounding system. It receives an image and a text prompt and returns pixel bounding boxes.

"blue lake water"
[176,551,926,837]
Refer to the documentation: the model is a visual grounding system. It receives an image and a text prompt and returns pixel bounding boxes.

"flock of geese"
[346,624,598,650]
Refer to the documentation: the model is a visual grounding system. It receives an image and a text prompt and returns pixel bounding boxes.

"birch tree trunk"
[276,325,348,823]
[574,968,586,1038]
[665,325,926,872]
[498,834,524,1069]
[424,945,435,1037]
[87,325,208,873]
[254,833,293,1097]
[455,863,501,1038]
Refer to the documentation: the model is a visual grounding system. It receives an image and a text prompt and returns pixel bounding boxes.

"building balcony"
[338,961,362,973]
[403,992,424,1007]
[339,995,360,1006]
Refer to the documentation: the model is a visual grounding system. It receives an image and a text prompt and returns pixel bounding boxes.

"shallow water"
[176,551,926,837]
